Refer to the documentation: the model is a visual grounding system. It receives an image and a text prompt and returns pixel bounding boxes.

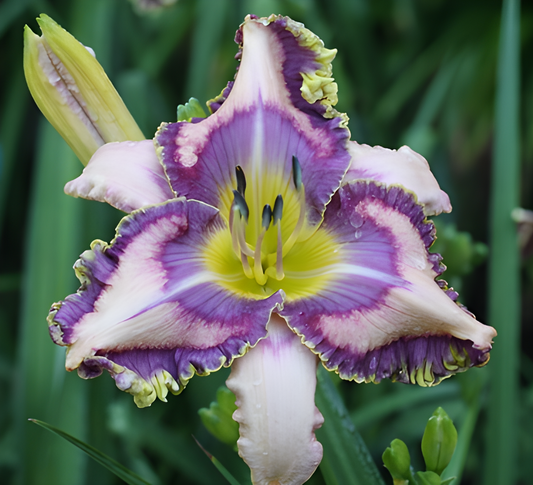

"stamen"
[253,205,272,286]
[231,192,253,259]
[292,155,302,190]
[273,195,284,280]
[232,190,249,223]
[276,222,284,280]
[262,204,273,231]
[273,194,283,226]
[281,184,306,257]
[235,165,246,196]
[240,251,254,279]
[237,220,254,257]
[229,202,240,255]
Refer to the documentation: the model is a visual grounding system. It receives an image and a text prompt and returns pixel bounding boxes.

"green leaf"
[486,1,521,484]
[315,367,386,485]
[30,419,151,485]
[440,477,456,485]
[193,436,242,485]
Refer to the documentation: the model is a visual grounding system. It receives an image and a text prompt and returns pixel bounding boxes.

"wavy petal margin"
[226,315,323,485]
[48,199,283,407]
[344,142,452,216]
[155,15,350,227]
[65,140,174,212]
[281,181,496,385]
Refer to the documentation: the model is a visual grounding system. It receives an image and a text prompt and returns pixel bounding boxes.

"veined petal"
[226,314,323,485]
[344,142,452,216]
[64,140,174,213]
[156,15,350,229]
[48,199,283,407]
[280,181,496,386]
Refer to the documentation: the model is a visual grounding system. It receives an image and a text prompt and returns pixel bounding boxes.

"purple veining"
[157,104,349,226]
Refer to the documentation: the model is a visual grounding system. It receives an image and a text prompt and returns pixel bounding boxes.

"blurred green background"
[1,0,532,484]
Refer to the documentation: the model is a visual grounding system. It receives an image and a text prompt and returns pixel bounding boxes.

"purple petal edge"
[322,334,490,386]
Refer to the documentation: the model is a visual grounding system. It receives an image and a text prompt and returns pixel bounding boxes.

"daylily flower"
[27,13,497,485]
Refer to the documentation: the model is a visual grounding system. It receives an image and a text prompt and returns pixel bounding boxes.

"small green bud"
[421,407,458,476]
[383,439,411,480]
[198,386,239,447]
[177,97,207,122]
[415,470,442,485]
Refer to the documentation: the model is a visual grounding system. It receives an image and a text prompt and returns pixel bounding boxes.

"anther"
[272,195,284,280]
[273,195,283,225]
[235,165,246,196]
[262,204,272,230]
[292,155,302,191]
[232,190,249,223]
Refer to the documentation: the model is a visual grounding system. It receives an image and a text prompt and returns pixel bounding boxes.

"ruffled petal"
[48,199,283,407]
[226,314,323,485]
[156,15,350,228]
[344,142,452,216]
[280,181,496,386]
[64,140,174,212]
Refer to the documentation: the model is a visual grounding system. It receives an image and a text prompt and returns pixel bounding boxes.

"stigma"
[228,156,307,286]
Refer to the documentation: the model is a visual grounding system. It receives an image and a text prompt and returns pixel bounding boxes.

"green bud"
[177,97,207,122]
[421,407,458,475]
[415,470,442,485]
[198,386,239,447]
[383,439,411,480]
[24,14,144,165]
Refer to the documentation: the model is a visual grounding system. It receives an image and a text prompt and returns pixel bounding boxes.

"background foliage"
[0,0,532,484]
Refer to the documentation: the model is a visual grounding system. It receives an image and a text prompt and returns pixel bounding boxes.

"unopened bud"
[421,407,457,475]
[198,386,239,447]
[382,438,411,481]
[24,14,144,165]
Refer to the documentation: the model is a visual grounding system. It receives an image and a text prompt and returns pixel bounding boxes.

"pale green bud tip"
[421,407,458,476]
[198,386,239,447]
[382,438,411,480]
[177,97,208,122]
[23,14,144,166]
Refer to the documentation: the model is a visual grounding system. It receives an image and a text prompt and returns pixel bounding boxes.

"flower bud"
[177,97,207,122]
[415,470,442,485]
[382,438,411,481]
[23,14,144,165]
[421,407,458,475]
[198,386,239,448]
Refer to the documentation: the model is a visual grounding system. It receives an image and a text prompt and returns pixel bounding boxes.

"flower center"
[228,156,306,286]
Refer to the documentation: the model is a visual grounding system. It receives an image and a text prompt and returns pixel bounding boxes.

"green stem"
[485,1,521,484]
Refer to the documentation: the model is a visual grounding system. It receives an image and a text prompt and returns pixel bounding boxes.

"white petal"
[65,140,174,212]
[345,142,452,216]
[226,315,323,485]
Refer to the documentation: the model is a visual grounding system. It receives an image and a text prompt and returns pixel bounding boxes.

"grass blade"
[13,121,89,485]
[485,0,521,483]
[30,419,151,485]
[193,436,242,485]
[315,367,386,485]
